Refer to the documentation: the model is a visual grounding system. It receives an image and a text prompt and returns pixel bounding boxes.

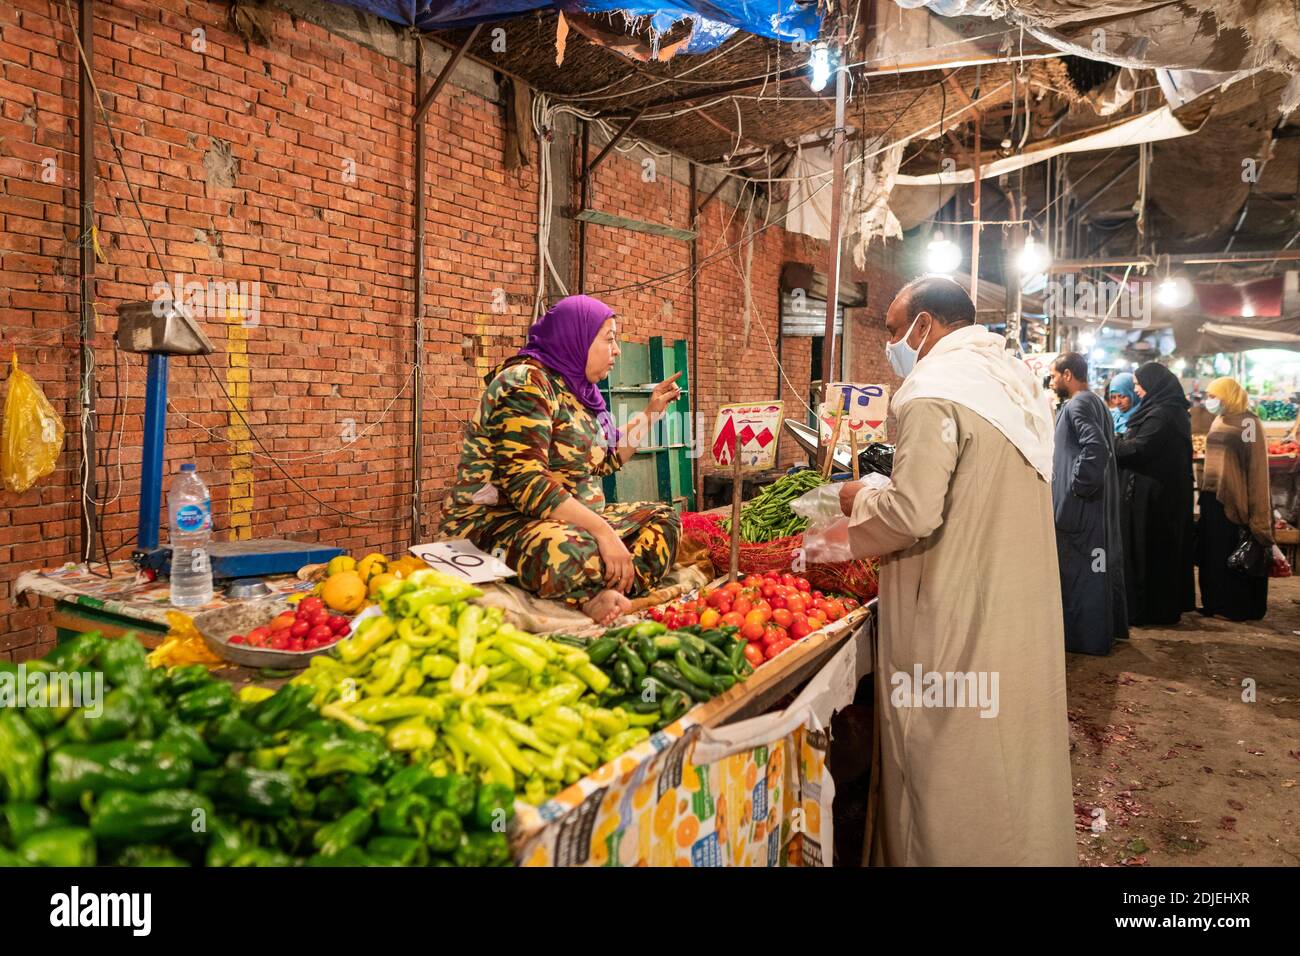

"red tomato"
[807,611,827,629]
[732,596,753,616]
[716,598,733,616]
[781,573,798,588]
[308,624,334,644]
[843,598,860,611]
[785,594,806,615]
[327,615,351,633]
[795,578,811,592]
[764,638,793,661]
[743,575,764,588]
[228,634,246,645]
[699,587,714,604]
[699,609,721,629]
[290,620,311,639]
[772,608,793,628]
[289,639,306,652]
[769,595,787,610]
[270,632,291,651]
[743,643,765,668]
[269,613,296,632]
[755,603,772,624]
[761,624,782,647]
[812,590,824,601]
[823,600,846,622]
[764,570,780,581]
[743,609,767,631]
[722,581,742,597]
[740,619,766,643]
[307,610,329,629]
[664,614,679,630]
[298,597,324,617]
[761,583,777,600]
[681,612,699,627]
[248,626,272,645]
[721,611,745,629]
[790,618,814,640]
[648,606,664,622]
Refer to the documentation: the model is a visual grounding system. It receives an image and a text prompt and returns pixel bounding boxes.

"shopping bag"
[1269,544,1292,578]
[1,353,65,493]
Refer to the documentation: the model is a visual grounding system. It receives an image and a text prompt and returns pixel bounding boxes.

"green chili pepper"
[344,775,387,811]
[64,688,139,743]
[176,682,236,721]
[384,765,435,799]
[613,659,634,691]
[164,664,212,696]
[650,661,712,702]
[304,736,384,778]
[425,807,463,854]
[46,741,193,805]
[44,631,106,672]
[206,713,270,753]
[1,804,72,846]
[312,807,372,857]
[426,773,477,819]
[618,644,648,679]
[89,789,213,844]
[18,827,96,867]
[347,696,444,723]
[585,636,620,664]
[0,710,44,803]
[630,621,667,639]
[366,835,427,867]
[196,767,295,819]
[96,636,150,689]
[337,616,395,663]
[378,793,430,838]
[672,652,722,695]
[243,683,317,733]
[112,845,189,867]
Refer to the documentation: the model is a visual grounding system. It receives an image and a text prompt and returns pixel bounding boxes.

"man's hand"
[838,480,864,516]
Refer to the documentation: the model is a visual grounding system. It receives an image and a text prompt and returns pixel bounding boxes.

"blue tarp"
[326,0,821,53]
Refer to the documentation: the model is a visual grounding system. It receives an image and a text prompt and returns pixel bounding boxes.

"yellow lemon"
[356,553,389,584]
[327,554,356,576]
[321,570,366,613]
[367,572,399,598]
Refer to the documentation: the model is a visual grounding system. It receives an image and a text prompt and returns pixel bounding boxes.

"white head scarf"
[893,323,1056,482]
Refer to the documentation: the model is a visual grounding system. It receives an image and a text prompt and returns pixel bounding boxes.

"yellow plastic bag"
[2,353,65,493]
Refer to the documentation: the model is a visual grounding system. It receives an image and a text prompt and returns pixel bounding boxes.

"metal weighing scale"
[116,300,343,579]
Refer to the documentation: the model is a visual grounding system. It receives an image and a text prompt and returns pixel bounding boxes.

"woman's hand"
[645,371,683,419]
[596,528,636,593]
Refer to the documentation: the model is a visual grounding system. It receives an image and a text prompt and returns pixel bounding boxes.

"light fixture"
[1079,332,1096,350]
[1173,358,1188,373]
[925,232,962,274]
[1242,300,1256,318]
[1017,234,1051,275]
[808,42,832,92]
[1091,347,1105,361]
[1156,275,1193,309]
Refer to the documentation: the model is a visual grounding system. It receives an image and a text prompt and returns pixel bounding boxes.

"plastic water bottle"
[168,463,213,606]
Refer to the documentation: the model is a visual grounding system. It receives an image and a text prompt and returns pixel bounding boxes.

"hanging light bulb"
[1079,331,1096,350]
[1017,234,1051,275]
[808,42,832,93]
[1173,358,1188,373]
[926,232,962,274]
[1091,347,1105,361]
[1156,275,1193,309]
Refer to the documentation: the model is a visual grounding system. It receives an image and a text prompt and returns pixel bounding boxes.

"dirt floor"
[1068,574,1300,867]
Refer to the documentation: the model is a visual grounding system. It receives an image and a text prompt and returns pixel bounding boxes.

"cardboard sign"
[822,383,889,444]
[408,538,515,584]
[712,402,784,470]
[1022,352,1058,381]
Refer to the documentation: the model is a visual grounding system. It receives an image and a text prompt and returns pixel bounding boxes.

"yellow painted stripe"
[225,295,254,541]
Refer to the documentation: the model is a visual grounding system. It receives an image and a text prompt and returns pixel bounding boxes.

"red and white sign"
[822,383,889,444]
[712,402,784,470]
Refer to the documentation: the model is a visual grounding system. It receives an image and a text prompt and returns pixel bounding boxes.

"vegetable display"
[292,569,670,807]
[0,631,512,866]
[1257,400,1297,422]
[720,470,827,543]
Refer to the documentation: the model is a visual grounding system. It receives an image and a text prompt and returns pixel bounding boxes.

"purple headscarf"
[517,295,618,444]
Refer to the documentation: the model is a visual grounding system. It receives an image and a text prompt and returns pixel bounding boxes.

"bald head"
[884,274,977,365]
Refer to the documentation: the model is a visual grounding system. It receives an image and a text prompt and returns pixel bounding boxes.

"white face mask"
[885,313,931,379]
[1205,397,1222,415]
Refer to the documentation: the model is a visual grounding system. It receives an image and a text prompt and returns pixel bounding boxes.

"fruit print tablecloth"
[513,613,873,867]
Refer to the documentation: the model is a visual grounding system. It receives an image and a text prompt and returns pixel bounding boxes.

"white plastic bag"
[790,478,889,565]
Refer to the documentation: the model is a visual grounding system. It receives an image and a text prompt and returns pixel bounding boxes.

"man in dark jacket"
[1050,352,1129,654]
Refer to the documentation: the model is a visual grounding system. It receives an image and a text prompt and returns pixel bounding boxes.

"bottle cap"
[181,463,196,472]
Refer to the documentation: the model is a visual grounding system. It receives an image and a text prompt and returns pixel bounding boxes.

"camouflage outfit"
[441,358,679,605]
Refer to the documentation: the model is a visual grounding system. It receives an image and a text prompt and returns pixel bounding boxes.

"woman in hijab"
[440,295,683,624]
[1114,362,1196,625]
[1107,372,1141,435]
[1197,377,1272,620]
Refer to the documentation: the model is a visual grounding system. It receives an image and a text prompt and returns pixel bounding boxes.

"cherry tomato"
[722,582,742,598]
[271,632,291,651]
[781,573,798,588]
[812,590,824,601]
[298,597,324,617]
[764,638,793,661]
[790,618,814,640]
[740,619,766,642]
[755,603,772,623]
[743,643,765,668]
[228,634,246,645]
[648,607,664,622]
[732,596,753,616]
[269,613,296,632]
[785,594,806,616]
[721,611,745,629]
[772,608,793,628]
[807,611,827,629]
[761,583,777,600]
[290,619,311,639]
[716,598,733,616]
[308,624,334,644]
[769,595,787,610]
[795,578,811,593]
[823,600,846,622]
[843,598,860,611]
[699,609,721,629]
[682,612,699,627]
[743,575,764,588]
[744,609,767,631]
[327,615,351,633]
[289,639,306,652]
[248,626,272,645]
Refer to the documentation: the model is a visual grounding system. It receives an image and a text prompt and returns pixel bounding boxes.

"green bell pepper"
[470,829,511,866]
[112,845,190,867]
[377,793,430,838]
[18,827,96,866]
[427,773,478,819]
[46,740,193,805]
[426,807,463,854]
[366,835,426,867]
[313,783,350,820]
[344,775,387,811]
[206,713,270,753]
[305,846,376,867]
[164,664,213,696]
[0,710,44,803]
[196,767,294,819]
[243,683,317,733]
[64,687,140,743]
[43,631,106,672]
[312,807,372,857]
[451,832,489,867]
[89,789,213,844]
[473,782,516,832]
[176,682,236,721]
[96,636,149,689]
[1,804,72,847]
[158,721,218,767]
[304,736,384,778]
[383,765,435,798]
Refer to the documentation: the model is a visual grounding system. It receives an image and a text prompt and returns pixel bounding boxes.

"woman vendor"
[441,295,683,625]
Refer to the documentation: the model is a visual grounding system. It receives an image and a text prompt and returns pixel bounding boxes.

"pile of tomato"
[227,596,352,652]
[647,570,858,667]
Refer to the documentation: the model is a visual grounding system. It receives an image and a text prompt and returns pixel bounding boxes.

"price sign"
[1022,352,1058,381]
[408,538,515,584]
[822,383,889,444]
[712,402,784,470]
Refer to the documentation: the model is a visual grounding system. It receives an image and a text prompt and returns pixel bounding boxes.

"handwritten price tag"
[408,539,515,584]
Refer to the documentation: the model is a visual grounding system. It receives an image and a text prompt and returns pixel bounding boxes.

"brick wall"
[0,0,904,657]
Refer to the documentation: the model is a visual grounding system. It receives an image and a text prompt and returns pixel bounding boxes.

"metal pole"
[819,17,849,422]
[969,113,981,310]
[138,354,168,552]
[78,0,98,562]
[578,121,589,293]
[411,40,426,545]
[689,163,702,512]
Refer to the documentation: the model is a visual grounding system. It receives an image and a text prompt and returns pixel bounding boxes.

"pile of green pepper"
[0,632,512,867]
[551,620,753,731]
[293,569,665,807]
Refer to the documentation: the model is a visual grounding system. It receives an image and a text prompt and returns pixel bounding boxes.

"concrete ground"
[1068,574,1300,866]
